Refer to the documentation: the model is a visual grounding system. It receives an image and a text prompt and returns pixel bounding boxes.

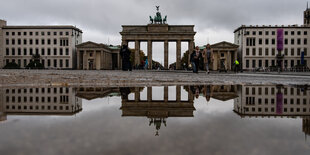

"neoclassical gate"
[120,7,196,70]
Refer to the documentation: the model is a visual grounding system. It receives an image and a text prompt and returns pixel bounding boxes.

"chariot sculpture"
[149,6,167,24]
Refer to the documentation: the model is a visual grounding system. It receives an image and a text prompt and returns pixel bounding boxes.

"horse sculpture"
[163,16,167,24]
[149,16,154,24]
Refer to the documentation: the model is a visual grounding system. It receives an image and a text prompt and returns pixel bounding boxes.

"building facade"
[0,86,82,121]
[234,9,310,70]
[76,41,121,70]
[0,20,82,69]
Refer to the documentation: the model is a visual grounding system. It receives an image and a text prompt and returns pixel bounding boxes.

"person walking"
[202,44,213,74]
[234,59,240,73]
[120,44,132,71]
[190,46,202,73]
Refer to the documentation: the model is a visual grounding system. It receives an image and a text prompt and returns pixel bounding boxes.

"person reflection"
[190,85,202,99]
[202,85,213,102]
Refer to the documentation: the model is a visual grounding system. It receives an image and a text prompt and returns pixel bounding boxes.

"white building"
[0,87,82,121]
[0,20,82,69]
[234,8,310,70]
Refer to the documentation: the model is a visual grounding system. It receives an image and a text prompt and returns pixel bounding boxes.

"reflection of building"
[120,86,195,136]
[212,85,238,101]
[0,87,82,122]
[0,19,83,69]
[76,41,121,70]
[234,85,310,135]
[76,87,120,100]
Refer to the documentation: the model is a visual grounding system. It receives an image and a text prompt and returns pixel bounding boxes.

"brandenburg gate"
[120,6,196,69]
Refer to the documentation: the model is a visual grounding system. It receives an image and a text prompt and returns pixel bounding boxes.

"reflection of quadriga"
[234,85,310,135]
[0,87,82,122]
[119,86,195,136]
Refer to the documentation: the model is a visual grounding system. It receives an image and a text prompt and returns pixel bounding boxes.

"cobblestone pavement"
[0,69,309,87]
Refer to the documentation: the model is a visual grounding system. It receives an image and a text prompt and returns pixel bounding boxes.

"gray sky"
[0,0,308,64]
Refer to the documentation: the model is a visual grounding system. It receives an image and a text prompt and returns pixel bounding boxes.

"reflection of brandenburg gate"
[120,86,195,117]
[120,24,196,69]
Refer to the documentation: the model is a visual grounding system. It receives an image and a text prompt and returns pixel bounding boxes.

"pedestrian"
[190,46,202,73]
[202,44,214,74]
[202,85,213,102]
[234,59,240,73]
[120,44,132,71]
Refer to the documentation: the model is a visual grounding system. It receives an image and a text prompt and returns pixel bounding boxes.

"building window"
[291,39,294,45]
[23,39,27,45]
[60,38,69,46]
[252,48,256,56]
[18,39,21,45]
[272,48,275,56]
[54,32,57,35]
[246,38,256,46]
[6,48,9,55]
[252,60,256,68]
[271,39,275,45]
[30,39,33,45]
[47,48,51,55]
[304,48,307,56]
[6,32,9,36]
[12,39,15,45]
[54,59,57,67]
[47,39,51,45]
[66,59,69,67]
[41,48,45,55]
[35,39,39,45]
[60,59,63,68]
[291,60,294,67]
[259,38,262,45]
[18,48,21,55]
[284,39,288,45]
[41,39,45,45]
[12,48,15,55]
[259,48,262,56]
[304,38,308,45]
[65,48,69,55]
[265,39,269,45]
[60,48,63,55]
[246,48,249,56]
[6,38,9,45]
[54,48,57,55]
[272,31,275,35]
[265,31,269,35]
[47,59,51,67]
[284,48,288,55]
[24,59,27,67]
[252,31,256,35]
[66,32,69,36]
[258,60,262,67]
[272,60,275,66]
[60,32,63,35]
[284,31,288,35]
[54,39,57,45]
[29,32,33,35]
[297,38,301,45]
[12,32,15,36]
[246,60,249,68]
[291,31,294,35]
[259,31,262,35]
[30,48,33,55]
[291,48,294,56]
[265,60,269,67]
[297,48,301,56]
[297,31,301,35]
[35,32,39,36]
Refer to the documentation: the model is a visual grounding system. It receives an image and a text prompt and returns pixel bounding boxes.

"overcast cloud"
[0,0,308,64]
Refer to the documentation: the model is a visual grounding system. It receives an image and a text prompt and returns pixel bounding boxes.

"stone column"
[77,50,80,69]
[83,50,87,70]
[228,51,231,70]
[135,87,140,102]
[93,51,97,70]
[176,40,181,70]
[164,86,168,102]
[164,40,169,69]
[147,87,152,102]
[188,40,194,66]
[176,85,181,102]
[188,88,193,102]
[135,40,140,67]
[147,40,152,69]
[100,50,104,69]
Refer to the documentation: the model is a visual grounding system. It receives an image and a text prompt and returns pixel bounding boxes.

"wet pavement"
[0,84,310,155]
